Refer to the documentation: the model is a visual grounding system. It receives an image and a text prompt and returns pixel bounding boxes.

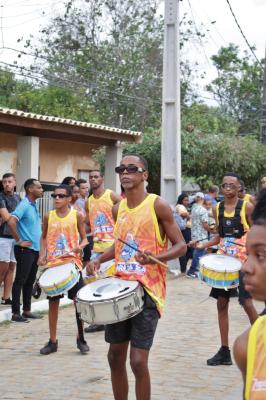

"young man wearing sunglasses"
[84,169,121,333]
[38,185,89,355]
[87,154,186,400]
[197,172,258,366]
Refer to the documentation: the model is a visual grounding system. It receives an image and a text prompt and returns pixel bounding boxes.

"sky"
[0,0,265,101]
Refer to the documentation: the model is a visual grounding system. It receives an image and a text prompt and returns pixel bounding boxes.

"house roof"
[0,107,142,145]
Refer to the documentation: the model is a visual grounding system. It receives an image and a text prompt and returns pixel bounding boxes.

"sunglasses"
[115,165,146,174]
[51,193,69,199]
[221,183,239,190]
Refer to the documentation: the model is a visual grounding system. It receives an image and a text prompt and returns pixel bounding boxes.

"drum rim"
[199,254,242,273]
[39,263,78,287]
[77,278,143,303]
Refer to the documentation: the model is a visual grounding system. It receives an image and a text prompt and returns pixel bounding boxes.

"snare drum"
[198,254,241,289]
[76,277,144,325]
[39,263,80,297]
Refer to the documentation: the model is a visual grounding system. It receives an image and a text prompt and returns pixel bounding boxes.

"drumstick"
[114,236,168,269]
[194,237,245,247]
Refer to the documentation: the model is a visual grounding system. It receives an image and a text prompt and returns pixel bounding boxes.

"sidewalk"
[0,275,258,399]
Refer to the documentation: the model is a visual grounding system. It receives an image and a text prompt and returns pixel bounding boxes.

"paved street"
[0,274,261,400]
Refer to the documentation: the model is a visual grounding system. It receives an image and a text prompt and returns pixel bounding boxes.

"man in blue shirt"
[8,179,43,322]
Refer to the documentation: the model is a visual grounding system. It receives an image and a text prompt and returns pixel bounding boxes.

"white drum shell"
[76,277,144,325]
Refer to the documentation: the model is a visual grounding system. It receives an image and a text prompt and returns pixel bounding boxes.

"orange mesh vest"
[88,189,114,252]
[46,209,82,269]
[114,194,167,315]
[245,316,266,400]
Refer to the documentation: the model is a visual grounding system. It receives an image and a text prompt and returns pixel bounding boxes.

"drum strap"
[75,304,85,343]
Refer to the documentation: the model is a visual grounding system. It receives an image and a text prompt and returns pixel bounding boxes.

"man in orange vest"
[87,154,186,400]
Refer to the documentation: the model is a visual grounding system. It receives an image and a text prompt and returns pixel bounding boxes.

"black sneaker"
[207,347,232,366]
[11,314,29,323]
[77,339,90,354]
[84,324,105,333]
[40,340,58,355]
[1,297,12,305]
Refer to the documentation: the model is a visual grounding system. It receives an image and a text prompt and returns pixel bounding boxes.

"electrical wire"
[225,0,262,67]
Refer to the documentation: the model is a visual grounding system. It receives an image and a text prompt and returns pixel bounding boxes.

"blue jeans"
[187,248,205,274]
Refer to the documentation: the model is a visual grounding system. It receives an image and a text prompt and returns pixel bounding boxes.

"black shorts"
[105,291,159,350]
[47,272,84,301]
[209,271,252,306]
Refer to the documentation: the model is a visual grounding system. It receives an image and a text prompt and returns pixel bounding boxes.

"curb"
[0,297,72,323]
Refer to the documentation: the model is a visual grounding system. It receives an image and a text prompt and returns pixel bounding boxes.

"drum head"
[77,277,139,301]
[200,254,241,273]
[39,263,76,287]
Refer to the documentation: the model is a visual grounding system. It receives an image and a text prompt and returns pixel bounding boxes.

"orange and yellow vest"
[46,209,82,269]
[245,316,266,400]
[114,194,167,315]
[88,189,115,252]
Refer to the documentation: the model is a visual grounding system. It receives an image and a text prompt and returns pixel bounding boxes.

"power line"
[0,45,163,90]
[225,0,262,67]
[0,60,162,107]
[186,0,212,69]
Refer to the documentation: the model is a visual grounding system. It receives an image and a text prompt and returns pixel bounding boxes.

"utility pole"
[161,0,181,204]
[261,45,266,144]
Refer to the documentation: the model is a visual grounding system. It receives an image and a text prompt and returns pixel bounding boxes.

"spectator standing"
[207,185,219,206]
[8,179,43,322]
[186,192,212,278]
[0,173,20,305]
[176,193,193,273]
[61,176,76,187]
[260,176,266,189]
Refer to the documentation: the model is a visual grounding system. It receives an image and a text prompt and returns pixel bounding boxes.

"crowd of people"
[0,163,266,400]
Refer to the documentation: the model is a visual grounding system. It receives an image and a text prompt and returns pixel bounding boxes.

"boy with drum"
[87,154,186,400]
[234,189,266,400]
[38,184,89,355]
[197,172,258,366]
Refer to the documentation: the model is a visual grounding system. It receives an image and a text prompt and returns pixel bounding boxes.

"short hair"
[54,184,72,197]
[122,153,148,171]
[239,180,246,189]
[252,189,266,225]
[61,176,76,185]
[24,178,38,192]
[2,173,15,180]
[76,178,87,186]
[261,176,266,184]
[224,172,241,181]
[208,185,219,194]
[89,169,103,177]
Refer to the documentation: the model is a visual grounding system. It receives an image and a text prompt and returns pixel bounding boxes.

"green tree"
[206,44,263,136]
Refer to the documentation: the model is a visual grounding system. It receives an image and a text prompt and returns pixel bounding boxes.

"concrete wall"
[39,139,98,182]
[0,134,17,176]
[0,133,99,183]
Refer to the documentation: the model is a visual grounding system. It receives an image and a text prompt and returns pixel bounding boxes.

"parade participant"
[8,179,43,322]
[234,189,266,399]
[87,154,186,400]
[0,173,20,305]
[84,169,121,333]
[38,184,89,355]
[70,184,80,208]
[198,172,258,366]
[238,180,256,205]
